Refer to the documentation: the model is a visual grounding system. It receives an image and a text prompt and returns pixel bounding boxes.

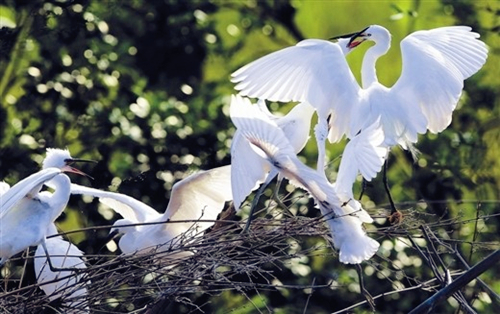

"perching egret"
[0,148,93,269]
[70,165,232,258]
[232,25,488,172]
[34,223,89,314]
[231,96,315,230]
[230,95,384,263]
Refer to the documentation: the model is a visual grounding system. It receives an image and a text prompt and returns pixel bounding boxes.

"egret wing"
[277,102,314,153]
[70,184,160,223]
[255,99,279,122]
[334,120,387,197]
[231,131,271,210]
[232,39,361,142]
[35,224,87,302]
[0,168,61,219]
[230,95,310,191]
[163,165,232,233]
[0,182,10,196]
[391,26,488,133]
[230,95,274,209]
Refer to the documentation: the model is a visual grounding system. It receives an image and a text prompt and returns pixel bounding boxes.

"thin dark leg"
[359,178,367,200]
[383,160,398,215]
[271,178,294,216]
[242,181,270,233]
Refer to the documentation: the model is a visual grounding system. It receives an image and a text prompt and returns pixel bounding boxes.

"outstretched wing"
[0,168,61,219]
[70,184,160,223]
[230,95,275,209]
[334,119,387,197]
[231,131,271,210]
[163,165,232,233]
[0,182,10,196]
[391,26,488,133]
[232,39,361,142]
[34,224,87,302]
[230,94,314,192]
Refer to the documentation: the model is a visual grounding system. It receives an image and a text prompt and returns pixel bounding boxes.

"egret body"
[232,25,488,168]
[35,223,89,313]
[230,95,385,263]
[0,148,91,268]
[71,165,232,258]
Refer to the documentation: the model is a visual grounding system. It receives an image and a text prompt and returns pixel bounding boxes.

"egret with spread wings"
[70,165,232,259]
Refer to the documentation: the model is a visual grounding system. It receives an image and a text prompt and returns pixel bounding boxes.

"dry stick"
[331,276,444,314]
[355,264,376,311]
[454,247,500,307]
[420,226,477,314]
[468,203,482,263]
[303,277,316,314]
[408,249,500,314]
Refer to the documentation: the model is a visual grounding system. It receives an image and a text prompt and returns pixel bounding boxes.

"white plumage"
[34,223,89,313]
[230,95,383,263]
[232,25,488,162]
[231,96,315,210]
[70,165,232,257]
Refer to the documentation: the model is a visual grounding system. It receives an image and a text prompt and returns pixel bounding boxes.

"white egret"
[70,165,232,258]
[232,25,488,175]
[232,34,362,173]
[0,148,93,269]
[230,95,385,263]
[231,96,315,230]
[34,223,89,314]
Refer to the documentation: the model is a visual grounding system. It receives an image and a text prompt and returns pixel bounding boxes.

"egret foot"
[387,210,404,225]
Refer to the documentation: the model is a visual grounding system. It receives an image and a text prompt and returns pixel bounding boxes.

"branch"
[408,249,500,314]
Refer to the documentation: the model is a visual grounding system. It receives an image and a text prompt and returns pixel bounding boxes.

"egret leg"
[271,178,294,217]
[242,180,271,233]
[40,239,81,273]
[358,178,367,200]
[383,160,398,216]
[314,119,329,178]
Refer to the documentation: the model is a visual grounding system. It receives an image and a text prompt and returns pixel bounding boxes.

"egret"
[230,95,385,263]
[0,148,93,269]
[231,96,315,230]
[232,33,364,173]
[232,25,488,201]
[70,165,232,258]
[34,223,89,314]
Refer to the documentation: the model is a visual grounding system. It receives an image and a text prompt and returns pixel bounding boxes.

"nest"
[1,196,499,313]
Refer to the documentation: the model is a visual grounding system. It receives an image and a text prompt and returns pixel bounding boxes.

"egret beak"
[347,26,370,49]
[61,165,94,179]
[62,158,97,179]
[103,229,120,245]
[330,26,369,49]
[65,157,98,164]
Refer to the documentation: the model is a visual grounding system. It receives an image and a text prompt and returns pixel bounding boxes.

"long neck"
[361,41,390,88]
[47,174,71,221]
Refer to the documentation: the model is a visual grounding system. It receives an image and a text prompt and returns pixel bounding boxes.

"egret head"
[348,25,391,49]
[332,25,391,52]
[43,148,95,177]
[109,218,137,236]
